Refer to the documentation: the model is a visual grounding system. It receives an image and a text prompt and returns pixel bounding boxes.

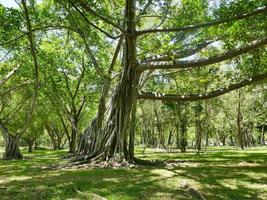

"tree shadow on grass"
[137,149,267,165]
[0,148,266,200]
[165,162,267,200]
[0,167,189,200]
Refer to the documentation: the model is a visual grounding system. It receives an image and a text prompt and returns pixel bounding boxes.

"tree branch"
[0,65,20,87]
[0,25,77,47]
[139,73,267,101]
[0,81,32,96]
[45,93,70,141]
[19,0,39,135]
[137,37,267,71]
[74,0,124,32]
[73,60,86,100]
[77,96,86,119]
[142,40,214,63]
[71,2,120,39]
[108,35,124,76]
[2,95,31,124]
[137,6,267,36]
[0,47,15,62]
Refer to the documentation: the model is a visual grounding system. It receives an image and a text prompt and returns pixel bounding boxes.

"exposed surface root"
[59,156,197,169]
[60,159,136,170]
[180,180,206,200]
[133,157,165,166]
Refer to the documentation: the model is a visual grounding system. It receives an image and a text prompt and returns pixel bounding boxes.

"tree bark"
[4,135,22,160]
[195,102,202,154]
[69,122,77,154]
[28,140,34,153]
[262,126,265,145]
[0,120,22,159]
[176,103,188,153]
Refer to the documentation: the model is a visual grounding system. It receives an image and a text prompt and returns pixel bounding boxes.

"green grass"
[0,146,266,200]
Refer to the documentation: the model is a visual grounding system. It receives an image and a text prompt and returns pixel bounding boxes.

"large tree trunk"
[0,120,22,159]
[4,135,22,160]
[77,0,138,162]
[69,125,77,154]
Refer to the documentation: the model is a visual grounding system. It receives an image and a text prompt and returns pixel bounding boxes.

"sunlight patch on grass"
[220,179,238,190]
[0,175,32,184]
[102,177,120,183]
[151,169,175,178]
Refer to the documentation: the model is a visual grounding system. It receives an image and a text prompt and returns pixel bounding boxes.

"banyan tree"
[1,0,267,160]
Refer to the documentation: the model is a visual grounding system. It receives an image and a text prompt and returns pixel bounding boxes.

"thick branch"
[142,40,214,63]
[19,0,39,135]
[137,37,267,71]
[108,35,124,76]
[77,96,86,118]
[139,73,267,101]
[73,60,86,100]
[137,6,267,36]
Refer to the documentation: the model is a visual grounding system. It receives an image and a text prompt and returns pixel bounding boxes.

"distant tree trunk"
[195,102,202,154]
[168,131,173,146]
[205,133,209,146]
[34,139,38,150]
[229,134,235,146]
[221,134,226,146]
[28,140,34,153]
[177,103,188,153]
[262,126,265,145]
[46,124,64,150]
[203,92,210,147]
[154,108,166,149]
[176,126,180,149]
[237,90,244,150]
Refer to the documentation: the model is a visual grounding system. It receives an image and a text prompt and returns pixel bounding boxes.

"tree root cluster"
[59,155,199,170]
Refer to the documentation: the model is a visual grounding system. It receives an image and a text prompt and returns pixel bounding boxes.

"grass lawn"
[0,146,266,200]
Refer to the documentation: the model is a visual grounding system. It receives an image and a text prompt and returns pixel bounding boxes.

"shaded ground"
[0,146,266,200]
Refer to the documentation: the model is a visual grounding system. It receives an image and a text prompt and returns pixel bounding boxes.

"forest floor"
[0,146,266,200]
